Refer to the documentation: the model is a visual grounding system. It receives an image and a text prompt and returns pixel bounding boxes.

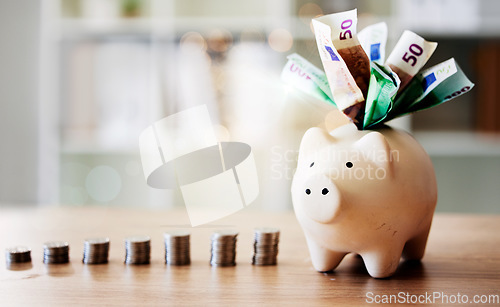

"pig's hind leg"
[305,236,346,272]
[402,223,432,261]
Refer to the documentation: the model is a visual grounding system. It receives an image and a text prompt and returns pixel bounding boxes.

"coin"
[252,227,280,266]
[43,241,70,264]
[124,236,151,265]
[210,230,238,267]
[164,231,190,266]
[5,246,31,264]
[83,237,110,265]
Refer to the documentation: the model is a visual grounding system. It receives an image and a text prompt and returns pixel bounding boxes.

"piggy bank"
[291,123,437,278]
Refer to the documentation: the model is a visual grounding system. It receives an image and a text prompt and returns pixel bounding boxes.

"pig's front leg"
[305,235,346,272]
[361,244,404,278]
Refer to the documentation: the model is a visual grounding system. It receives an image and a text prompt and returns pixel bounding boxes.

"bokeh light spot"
[268,28,293,52]
[207,28,233,53]
[298,3,323,24]
[85,165,122,203]
[180,31,207,52]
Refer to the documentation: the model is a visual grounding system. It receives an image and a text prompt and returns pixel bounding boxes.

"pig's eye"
[322,188,329,195]
[305,189,311,195]
[345,161,353,168]
[309,162,314,167]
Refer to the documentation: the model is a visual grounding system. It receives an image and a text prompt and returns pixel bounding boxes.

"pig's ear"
[299,127,334,158]
[355,132,393,175]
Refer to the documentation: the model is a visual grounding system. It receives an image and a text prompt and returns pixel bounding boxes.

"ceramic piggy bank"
[291,123,437,278]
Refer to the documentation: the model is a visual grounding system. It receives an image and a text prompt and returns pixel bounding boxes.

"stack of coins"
[210,230,238,267]
[252,227,280,265]
[43,241,70,264]
[164,231,190,266]
[124,236,151,265]
[83,237,110,264]
[5,246,31,265]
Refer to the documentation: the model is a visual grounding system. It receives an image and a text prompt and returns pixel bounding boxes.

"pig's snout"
[300,174,341,224]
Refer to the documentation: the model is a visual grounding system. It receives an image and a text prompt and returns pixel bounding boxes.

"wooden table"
[1,207,499,306]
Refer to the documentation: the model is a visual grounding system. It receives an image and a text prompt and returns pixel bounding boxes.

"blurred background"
[0,0,499,213]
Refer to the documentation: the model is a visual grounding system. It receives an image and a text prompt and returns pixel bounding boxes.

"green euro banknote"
[389,58,475,120]
[281,53,336,107]
[363,62,400,129]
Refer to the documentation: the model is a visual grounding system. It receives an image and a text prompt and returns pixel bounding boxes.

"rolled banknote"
[312,9,368,128]
[358,22,388,65]
[386,30,437,93]
[389,58,474,119]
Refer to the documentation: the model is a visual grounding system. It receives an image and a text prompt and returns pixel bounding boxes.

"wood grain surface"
[0,207,499,306]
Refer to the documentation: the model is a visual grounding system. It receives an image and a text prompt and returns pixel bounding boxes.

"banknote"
[389,58,474,119]
[315,9,371,98]
[312,9,368,128]
[281,53,335,106]
[364,62,400,129]
[283,9,473,131]
[386,30,437,93]
[358,22,388,65]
